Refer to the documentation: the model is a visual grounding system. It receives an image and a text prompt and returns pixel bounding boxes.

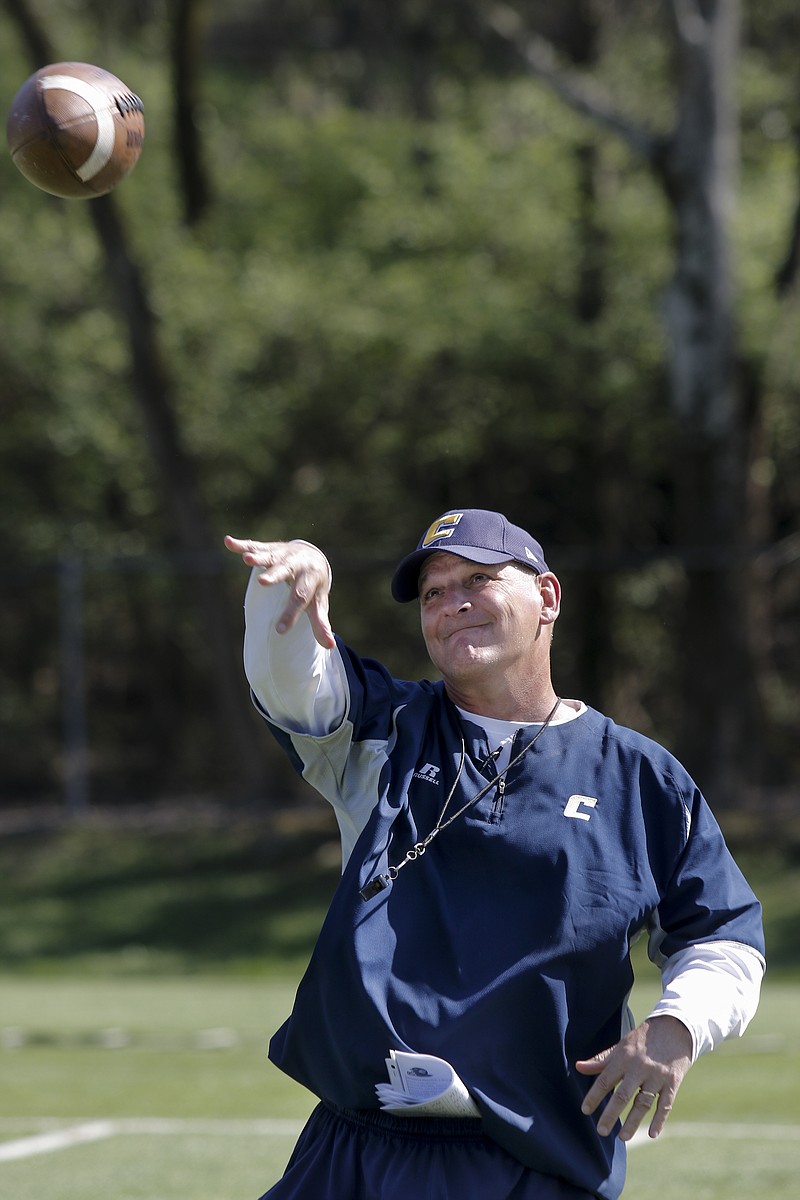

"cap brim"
[390,545,513,603]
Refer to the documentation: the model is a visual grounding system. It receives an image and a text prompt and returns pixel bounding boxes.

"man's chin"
[438,647,497,679]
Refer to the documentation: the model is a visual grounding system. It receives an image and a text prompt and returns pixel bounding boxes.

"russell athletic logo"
[413,763,441,784]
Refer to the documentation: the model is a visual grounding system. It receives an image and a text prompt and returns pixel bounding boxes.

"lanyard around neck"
[359,697,561,902]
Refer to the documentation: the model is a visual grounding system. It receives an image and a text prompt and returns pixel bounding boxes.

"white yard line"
[648,1121,800,1142]
[115,1117,305,1137]
[1,1116,797,1163]
[0,1116,305,1162]
[0,1121,116,1162]
[628,1120,800,1149]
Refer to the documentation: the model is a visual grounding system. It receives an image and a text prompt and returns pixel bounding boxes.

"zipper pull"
[491,773,506,822]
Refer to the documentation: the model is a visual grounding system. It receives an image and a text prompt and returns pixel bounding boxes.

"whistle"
[359,873,391,902]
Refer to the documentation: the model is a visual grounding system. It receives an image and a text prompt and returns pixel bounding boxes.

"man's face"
[418,552,548,690]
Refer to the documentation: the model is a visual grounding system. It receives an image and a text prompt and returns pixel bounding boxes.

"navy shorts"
[258,1102,595,1200]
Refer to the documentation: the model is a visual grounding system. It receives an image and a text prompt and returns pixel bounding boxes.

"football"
[6,62,145,199]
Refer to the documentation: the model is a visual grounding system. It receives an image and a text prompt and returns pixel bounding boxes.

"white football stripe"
[0,1120,115,1162]
[0,1117,304,1161]
[40,74,117,182]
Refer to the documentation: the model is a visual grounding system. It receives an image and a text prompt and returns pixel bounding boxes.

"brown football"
[6,62,144,199]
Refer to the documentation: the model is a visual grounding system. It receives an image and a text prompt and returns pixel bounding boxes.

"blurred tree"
[202,0,799,794]
[486,0,771,799]
[2,0,268,800]
[172,0,213,224]
[749,1,800,298]
[0,0,796,809]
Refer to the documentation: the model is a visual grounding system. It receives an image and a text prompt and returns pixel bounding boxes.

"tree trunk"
[88,197,268,800]
[491,0,765,801]
[4,0,268,801]
[561,9,619,714]
[172,0,213,225]
[659,0,759,800]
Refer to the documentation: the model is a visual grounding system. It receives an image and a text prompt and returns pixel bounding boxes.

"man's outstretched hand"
[225,536,335,649]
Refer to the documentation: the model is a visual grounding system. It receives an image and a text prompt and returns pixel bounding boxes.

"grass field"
[0,812,798,1197]
[1,971,798,1199]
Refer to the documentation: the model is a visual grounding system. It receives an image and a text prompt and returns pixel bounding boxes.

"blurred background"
[1,5,799,1196]
[3,0,800,824]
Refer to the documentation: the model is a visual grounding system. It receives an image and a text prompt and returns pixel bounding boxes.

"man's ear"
[538,572,561,626]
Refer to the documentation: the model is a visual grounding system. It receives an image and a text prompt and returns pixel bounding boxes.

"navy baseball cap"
[391,509,549,602]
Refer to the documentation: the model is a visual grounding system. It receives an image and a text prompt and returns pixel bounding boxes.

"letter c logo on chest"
[564,794,598,821]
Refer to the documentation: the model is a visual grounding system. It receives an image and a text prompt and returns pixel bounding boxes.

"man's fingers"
[589,1080,637,1137]
[582,1078,659,1140]
[615,1087,659,1143]
[577,1018,690,1141]
[577,1044,654,1135]
[307,598,336,649]
[274,576,314,631]
[576,1048,614,1115]
[224,535,269,557]
[276,595,334,647]
[257,562,295,587]
[225,535,334,644]
[224,535,279,571]
[225,536,321,589]
[273,572,334,647]
[575,1048,611,1076]
[644,1087,675,1140]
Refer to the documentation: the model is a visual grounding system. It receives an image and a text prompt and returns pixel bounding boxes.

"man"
[225,508,764,1200]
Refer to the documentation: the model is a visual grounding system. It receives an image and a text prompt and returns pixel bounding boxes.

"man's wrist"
[645,1010,698,1063]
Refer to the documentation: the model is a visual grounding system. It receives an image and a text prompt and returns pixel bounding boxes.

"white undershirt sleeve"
[242,565,348,737]
[647,940,765,1063]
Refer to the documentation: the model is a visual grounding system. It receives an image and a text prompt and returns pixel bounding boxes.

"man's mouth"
[445,622,488,640]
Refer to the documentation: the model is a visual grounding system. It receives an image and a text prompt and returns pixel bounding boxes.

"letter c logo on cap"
[421,512,463,548]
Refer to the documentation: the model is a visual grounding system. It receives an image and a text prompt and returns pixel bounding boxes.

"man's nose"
[445,589,471,614]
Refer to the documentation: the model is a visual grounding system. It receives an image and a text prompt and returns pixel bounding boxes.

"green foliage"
[0,807,796,1198]
[0,815,795,976]
[0,2,798,801]
[0,811,340,973]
